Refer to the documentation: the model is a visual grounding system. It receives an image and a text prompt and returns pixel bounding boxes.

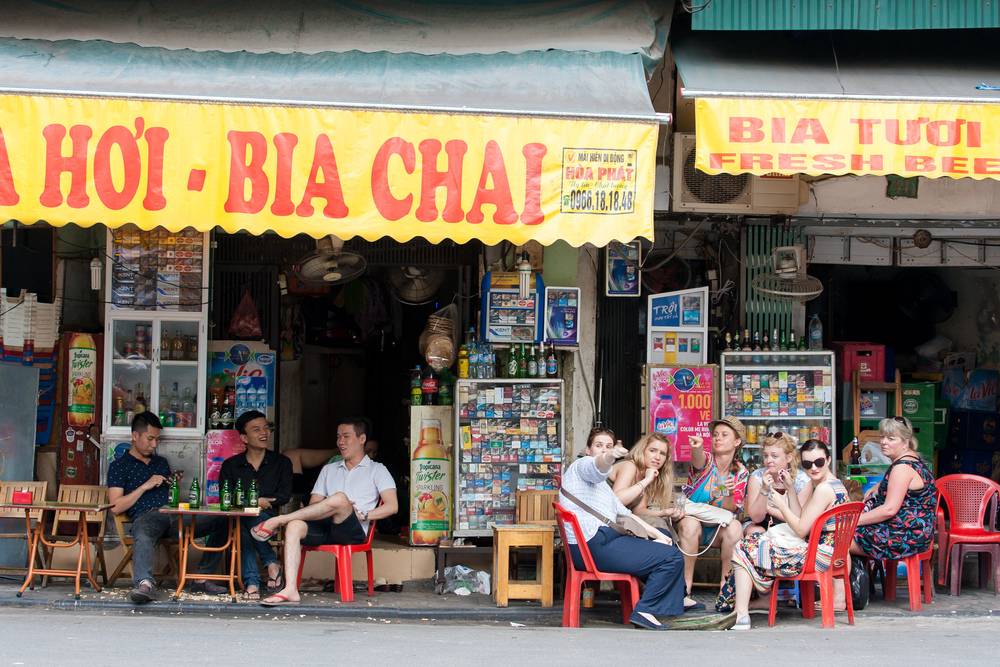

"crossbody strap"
[560,488,626,535]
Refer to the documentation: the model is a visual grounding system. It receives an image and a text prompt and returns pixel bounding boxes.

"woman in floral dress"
[852,416,936,560]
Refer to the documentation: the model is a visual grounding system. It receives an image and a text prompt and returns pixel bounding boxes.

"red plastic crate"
[833,342,886,383]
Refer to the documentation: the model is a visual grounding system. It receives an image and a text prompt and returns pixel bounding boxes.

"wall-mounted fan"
[751,245,823,301]
[389,266,445,305]
[293,235,367,285]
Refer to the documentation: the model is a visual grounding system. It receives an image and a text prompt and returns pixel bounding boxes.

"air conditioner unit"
[671,133,801,214]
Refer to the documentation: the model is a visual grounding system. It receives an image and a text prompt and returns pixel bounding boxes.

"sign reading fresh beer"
[646,364,717,462]
[696,97,1000,180]
[0,94,656,246]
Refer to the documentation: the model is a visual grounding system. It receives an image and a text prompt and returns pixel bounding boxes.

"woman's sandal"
[243,588,261,602]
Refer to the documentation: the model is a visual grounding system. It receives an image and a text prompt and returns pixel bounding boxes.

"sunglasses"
[800,457,827,470]
[893,416,907,423]
[768,431,785,439]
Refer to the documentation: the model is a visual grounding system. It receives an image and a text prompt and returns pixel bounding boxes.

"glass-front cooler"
[102,225,208,439]
[720,350,836,469]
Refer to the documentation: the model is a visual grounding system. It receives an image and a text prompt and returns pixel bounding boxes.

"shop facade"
[0,1,672,581]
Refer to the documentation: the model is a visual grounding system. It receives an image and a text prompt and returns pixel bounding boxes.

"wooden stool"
[492,525,554,607]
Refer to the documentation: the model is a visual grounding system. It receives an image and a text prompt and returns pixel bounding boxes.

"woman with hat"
[677,415,750,611]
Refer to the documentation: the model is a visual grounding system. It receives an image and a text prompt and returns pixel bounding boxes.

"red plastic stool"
[884,547,933,611]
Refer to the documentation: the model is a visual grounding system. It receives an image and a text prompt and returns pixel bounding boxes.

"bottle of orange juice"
[67,333,98,428]
[410,418,452,545]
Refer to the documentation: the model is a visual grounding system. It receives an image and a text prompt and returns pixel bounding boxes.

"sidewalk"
[1,575,997,626]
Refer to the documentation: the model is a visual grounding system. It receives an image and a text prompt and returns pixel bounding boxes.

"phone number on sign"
[564,189,635,213]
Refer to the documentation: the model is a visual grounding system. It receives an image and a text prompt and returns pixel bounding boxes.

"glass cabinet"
[102,226,209,437]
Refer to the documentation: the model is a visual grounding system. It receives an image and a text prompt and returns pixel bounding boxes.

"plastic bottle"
[421,366,439,406]
[458,337,470,379]
[410,366,423,405]
[808,314,823,350]
[652,395,678,438]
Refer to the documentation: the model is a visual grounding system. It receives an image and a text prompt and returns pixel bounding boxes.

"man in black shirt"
[195,410,292,598]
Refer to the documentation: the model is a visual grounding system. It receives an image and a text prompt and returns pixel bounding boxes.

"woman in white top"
[560,428,687,630]
[743,431,813,536]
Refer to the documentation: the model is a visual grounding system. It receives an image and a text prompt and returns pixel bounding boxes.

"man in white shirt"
[254,417,397,606]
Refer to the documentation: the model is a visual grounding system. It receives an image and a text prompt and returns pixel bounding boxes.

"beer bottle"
[168,475,180,508]
[234,478,245,509]
[506,346,519,378]
[518,343,528,378]
[527,344,538,377]
[220,479,232,511]
[248,479,259,508]
[189,477,201,510]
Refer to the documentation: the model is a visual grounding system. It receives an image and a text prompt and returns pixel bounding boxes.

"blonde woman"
[743,432,812,536]
[851,416,936,560]
[612,433,683,521]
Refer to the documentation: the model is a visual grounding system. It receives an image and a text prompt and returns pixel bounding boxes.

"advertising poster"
[646,365,717,462]
[544,286,580,346]
[205,429,246,505]
[646,287,708,365]
[605,240,641,297]
[208,341,276,423]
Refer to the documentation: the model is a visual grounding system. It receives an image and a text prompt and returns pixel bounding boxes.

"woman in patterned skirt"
[727,440,849,630]
[851,416,936,560]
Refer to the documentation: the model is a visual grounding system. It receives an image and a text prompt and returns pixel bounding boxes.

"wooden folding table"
[159,507,249,603]
[0,501,111,599]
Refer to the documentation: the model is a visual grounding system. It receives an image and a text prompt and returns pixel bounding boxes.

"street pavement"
[0,608,996,665]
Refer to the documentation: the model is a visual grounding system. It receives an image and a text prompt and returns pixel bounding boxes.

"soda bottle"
[248,479,259,508]
[808,314,823,350]
[653,395,678,438]
[457,339,469,379]
[421,366,438,405]
[527,344,538,377]
[220,479,232,511]
[168,475,180,508]
[188,477,201,510]
[234,478,245,509]
[545,346,559,378]
[410,366,423,406]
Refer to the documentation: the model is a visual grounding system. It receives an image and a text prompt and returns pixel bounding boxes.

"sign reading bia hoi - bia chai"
[0,94,656,246]
[695,97,1000,180]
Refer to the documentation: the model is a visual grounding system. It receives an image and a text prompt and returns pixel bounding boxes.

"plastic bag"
[228,288,263,339]
[443,564,490,595]
[850,558,870,610]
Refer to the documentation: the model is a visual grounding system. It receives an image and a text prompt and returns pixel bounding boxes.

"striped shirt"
[559,455,632,544]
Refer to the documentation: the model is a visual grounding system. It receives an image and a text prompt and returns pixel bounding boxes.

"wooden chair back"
[113,512,133,546]
[516,490,559,526]
[0,481,49,523]
[52,485,109,538]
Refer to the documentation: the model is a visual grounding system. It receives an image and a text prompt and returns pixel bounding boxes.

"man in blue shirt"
[108,412,219,604]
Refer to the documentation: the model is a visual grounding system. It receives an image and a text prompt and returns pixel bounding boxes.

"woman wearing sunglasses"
[851,416,936,562]
[726,440,850,630]
[743,431,813,537]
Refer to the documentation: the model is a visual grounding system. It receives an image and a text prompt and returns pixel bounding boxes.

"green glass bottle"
[234,478,245,509]
[517,343,528,378]
[247,479,259,508]
[168,475,180,508]
[188,477,200,510]
[220,479,232,512]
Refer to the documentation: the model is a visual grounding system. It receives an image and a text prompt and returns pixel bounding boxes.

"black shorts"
[303,513,366,546]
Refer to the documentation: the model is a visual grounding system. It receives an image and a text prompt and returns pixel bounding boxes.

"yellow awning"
[0,39,658,247]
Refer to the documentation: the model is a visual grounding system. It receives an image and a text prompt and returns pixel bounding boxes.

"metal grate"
[211,264,280,352]
[595,289,646,447]
[741,222,803,338]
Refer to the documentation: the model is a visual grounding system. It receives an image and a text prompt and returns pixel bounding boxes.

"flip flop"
[260,593,299,607]
[243,588,261,602]
[250,525,276,542]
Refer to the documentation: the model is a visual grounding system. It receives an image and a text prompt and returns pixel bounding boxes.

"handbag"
[763,521,808,550]
[560,488,654,540]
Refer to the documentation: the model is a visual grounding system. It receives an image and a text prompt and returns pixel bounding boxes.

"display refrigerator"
[720,350,837,469]
[454,379,563,537]
[101,225,209,486]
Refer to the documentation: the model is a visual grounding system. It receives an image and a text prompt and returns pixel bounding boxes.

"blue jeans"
[569,526,686,618]
[131,510,221,586]
[197,511,278,588]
